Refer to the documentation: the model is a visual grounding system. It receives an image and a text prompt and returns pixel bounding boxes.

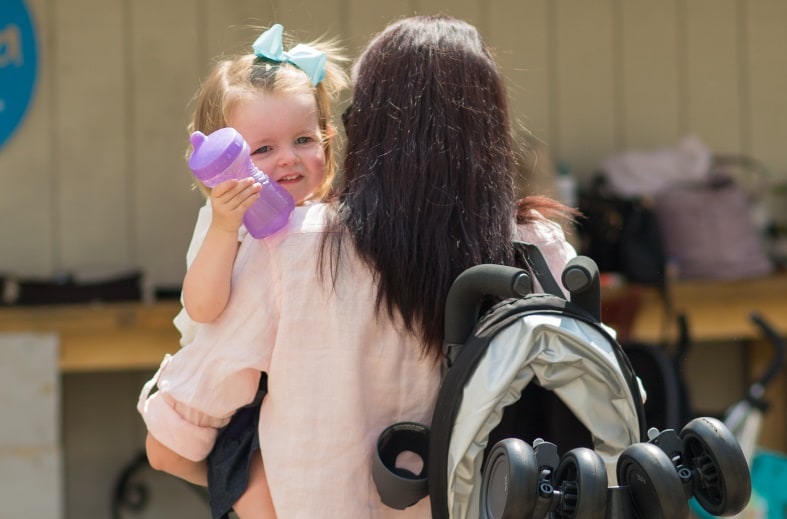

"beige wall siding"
[1,0,55,275]
[54,0,130,271]
[618,0,681,150]
[2,2,785,517]
[490,1,553,142]
[553,0,618,166]
[748,0,787,169]
[683,0,742,151]
[2,0,786,288]
[129,0,202,295]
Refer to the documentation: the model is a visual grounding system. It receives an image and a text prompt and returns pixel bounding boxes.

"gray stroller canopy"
[444,310,642,518]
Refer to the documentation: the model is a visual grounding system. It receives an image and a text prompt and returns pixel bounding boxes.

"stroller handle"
[749,312,786,392]
[444,265,531,346]
[562,255,601,321]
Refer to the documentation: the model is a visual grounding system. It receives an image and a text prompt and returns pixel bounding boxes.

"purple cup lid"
[188,128,246,181]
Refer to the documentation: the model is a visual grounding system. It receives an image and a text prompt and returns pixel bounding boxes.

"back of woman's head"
[188,28,348,199]
[328,15,518,357]
[344,16,515,190]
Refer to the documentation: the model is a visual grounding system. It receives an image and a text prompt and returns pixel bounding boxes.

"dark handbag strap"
[513,241,564,298]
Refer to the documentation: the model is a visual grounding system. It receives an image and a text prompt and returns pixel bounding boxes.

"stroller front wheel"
[480,438,538,519]
[553,447,608,519]
[617,442,689,519]
[680,416,751,516]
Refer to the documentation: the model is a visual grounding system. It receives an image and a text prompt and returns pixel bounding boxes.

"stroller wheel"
[480,438,538,519]
[680,416,751,516]
[553,448,608,519]
[617,442,689,519]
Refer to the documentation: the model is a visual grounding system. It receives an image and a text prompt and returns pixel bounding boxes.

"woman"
[140,14,575,518]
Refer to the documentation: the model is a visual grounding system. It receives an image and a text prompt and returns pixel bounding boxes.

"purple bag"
[653,174,772,280]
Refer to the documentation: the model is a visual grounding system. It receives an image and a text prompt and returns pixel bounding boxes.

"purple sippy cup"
[188,127,295,239]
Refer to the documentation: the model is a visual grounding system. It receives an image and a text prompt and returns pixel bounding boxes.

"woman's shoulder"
[251,203,334,250]
[294,202,332,231]
[516,210,577,266]
[516,209,568,244]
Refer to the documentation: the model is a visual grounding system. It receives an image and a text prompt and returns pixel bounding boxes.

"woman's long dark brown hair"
[322,15,564,358]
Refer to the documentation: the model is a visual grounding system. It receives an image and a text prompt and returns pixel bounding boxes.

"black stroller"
[373,245,751,518]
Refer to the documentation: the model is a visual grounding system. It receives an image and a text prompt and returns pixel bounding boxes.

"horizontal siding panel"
[274,0,346,40]
[54,0,130,272]
[746,0,787,175]
[345,0,412,53]
[130,0,204,288]
[554,0,617,176]
[490,0,551,143]
[683,0,742,153]
[618,0,681,150]
[202,0,275,61]
[0,0,784,286]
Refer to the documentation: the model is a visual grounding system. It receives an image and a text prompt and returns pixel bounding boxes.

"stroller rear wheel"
[553,447,608,519]
[480,438,538,519]
[617,442,689,519]
[680,416,751,516]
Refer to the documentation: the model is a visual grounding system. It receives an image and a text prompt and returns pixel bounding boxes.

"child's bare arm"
[145,433,208,486]
[183,225,240,322]
[231,452,277,518]
[182,178,261,323]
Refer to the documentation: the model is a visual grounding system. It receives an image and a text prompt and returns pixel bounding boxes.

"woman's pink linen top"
[138,203,575,518]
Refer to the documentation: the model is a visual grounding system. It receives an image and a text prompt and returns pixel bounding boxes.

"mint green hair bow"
[252,24,326,86]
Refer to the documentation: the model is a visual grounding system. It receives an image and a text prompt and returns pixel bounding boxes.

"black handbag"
[577,176,666,286]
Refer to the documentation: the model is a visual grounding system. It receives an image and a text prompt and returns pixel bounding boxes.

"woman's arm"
[517,213,577,297]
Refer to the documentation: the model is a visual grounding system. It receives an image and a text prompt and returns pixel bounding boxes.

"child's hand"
[209,178,262,233]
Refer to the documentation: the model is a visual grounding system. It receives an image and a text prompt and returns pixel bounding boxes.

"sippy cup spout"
[190,131,207,150]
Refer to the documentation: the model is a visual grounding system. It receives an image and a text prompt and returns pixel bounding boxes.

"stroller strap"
[514,241,564,297]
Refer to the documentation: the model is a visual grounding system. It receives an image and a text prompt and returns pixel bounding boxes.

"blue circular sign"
[0,0,39,151]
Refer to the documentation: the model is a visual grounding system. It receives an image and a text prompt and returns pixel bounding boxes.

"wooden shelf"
[629,273,787,344]
[1,274,784,451]
[0,301,181,373]
[615,272,787,453]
